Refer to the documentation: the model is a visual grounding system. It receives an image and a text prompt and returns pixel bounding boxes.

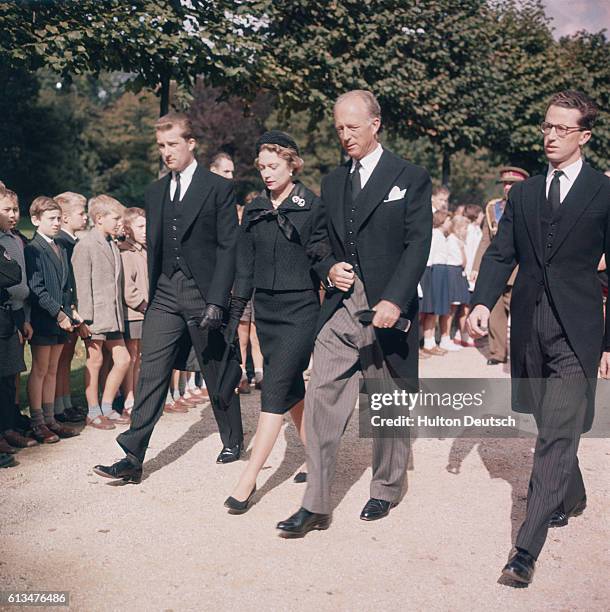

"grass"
[15,217,87,410]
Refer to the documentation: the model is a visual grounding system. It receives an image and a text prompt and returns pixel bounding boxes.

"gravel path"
[1,345,608,611]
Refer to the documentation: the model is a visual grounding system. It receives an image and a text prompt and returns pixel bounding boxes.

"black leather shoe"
[360,498,396,521]
[56,406,85,423]
[93,458,142,483]
[216,443,243,464]
[224,486,256,514]
[276,507,331,538]
[549,496,587,528]
[502,549,536,584]
[293,472,307,483]
[487,358,507,365]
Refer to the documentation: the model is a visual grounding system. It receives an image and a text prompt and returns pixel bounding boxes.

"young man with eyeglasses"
[468,90,610,586]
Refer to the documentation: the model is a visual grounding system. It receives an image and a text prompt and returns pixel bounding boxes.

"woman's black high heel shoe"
[224,486,256,514]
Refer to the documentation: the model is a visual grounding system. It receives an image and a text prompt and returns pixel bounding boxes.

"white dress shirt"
[427,228,448,266]
[170,158,198,201]
[545,157,583,203]
[350,143,383,188]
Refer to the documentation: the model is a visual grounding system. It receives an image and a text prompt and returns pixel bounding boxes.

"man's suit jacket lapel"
[180,165,213,241]
[147,174,170,256]
[548,163,604,259]
[355,150,404,232]
[328,162,350,242]
[523,176,544,267]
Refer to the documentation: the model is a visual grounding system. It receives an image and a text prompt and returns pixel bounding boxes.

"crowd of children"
[0,182,156,466]
[419,187,484,359]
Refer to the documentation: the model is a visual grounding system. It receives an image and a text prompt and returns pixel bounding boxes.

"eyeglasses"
[540,122,587,138]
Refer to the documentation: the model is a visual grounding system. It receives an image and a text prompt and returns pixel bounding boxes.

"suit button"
[546,244,552,248]
[539,281,544,285]
[547,233,553,238]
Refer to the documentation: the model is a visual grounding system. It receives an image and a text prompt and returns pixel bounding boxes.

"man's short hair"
[155,112,195,140]
[30,196,61,219]
[334,90,381,121]
[546,90,599,130]
[55,191,87,215]
[88,194,123,223]
[210,152,233,169]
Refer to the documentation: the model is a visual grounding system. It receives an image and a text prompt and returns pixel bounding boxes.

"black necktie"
[548,170,563,214]
[351,161,362,202]
[172,172,181,204]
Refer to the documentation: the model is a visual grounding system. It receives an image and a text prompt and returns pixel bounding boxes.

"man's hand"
[328,262,355,292]
[469,271,478,283]
[79,323,91,339]
[22,321,33,342]
[466,304,490,338]
[371,300,400,329]
[599,352,610,379]
[199,304,224,331]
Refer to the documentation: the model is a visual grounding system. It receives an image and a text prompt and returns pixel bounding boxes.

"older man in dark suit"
[468,90,610,585]
[93,113,242,483]
[277,90,432,537]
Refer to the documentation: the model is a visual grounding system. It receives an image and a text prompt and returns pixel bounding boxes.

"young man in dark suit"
[93,113,242,483]
[468,90,610,585]
[277,90,432,537]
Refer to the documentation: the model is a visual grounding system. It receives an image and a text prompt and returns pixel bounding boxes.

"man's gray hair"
[334,90,381,120]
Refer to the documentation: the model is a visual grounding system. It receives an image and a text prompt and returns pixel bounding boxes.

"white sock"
[423,337,435,349]
[88,405,102,419]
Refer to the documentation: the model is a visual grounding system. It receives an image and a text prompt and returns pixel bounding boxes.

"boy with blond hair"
[72,195,130,430]
[54,191,89,423]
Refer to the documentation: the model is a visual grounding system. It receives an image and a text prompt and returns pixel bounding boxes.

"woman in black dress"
[225,130,325,513]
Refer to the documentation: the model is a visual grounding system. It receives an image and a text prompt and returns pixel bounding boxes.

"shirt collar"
[351,143,383,173]
[174,158,197,181]
[61,228,78,241]
[546,157,583,184]
[37,231,55,244]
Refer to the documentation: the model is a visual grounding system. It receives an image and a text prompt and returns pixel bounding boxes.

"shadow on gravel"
[141,401,220,480]
[446,430,533,543]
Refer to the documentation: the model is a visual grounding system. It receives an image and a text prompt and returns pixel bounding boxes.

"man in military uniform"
[471,167,529,365]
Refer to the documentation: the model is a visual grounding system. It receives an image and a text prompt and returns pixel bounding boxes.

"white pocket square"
[384,186,406,202]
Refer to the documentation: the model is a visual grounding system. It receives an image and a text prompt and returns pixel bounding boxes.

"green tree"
[0,0,256,115]
[557,30,610,170]
[247,0,497,184]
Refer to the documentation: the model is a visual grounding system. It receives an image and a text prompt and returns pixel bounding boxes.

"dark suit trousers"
[0,375,17,433]
[515,292,587,558]
[117,272,242,463]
